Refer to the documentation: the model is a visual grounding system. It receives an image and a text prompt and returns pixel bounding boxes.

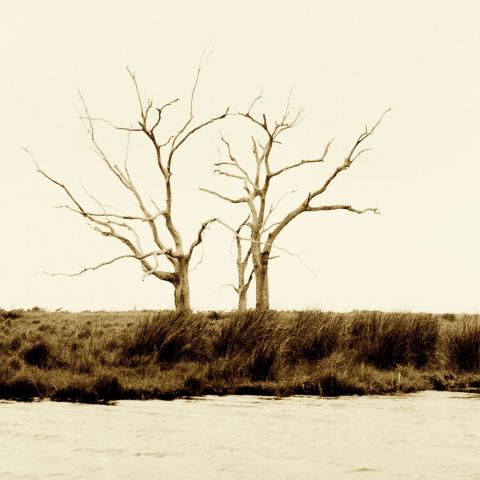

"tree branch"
[42,250,176,282]
[306,204,380,214]
[199,187,249,204]
[269,139,333,178]
[263,109,390,252]
[188,218,217,260]
[55,205,165,222]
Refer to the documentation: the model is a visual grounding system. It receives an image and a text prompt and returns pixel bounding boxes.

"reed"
[0,308,479,402]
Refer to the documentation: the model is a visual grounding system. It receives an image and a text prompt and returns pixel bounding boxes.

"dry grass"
[0,308,479,403]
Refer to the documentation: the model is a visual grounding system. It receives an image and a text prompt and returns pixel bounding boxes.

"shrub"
[0,309,24,320]
[93,374,123,400]
[444,318,480,372]
[0,375,47,400]
[23,341,52,368]
[52,384,98,403]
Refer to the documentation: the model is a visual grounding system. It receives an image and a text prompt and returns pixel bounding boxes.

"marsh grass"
[0,309,479,402]
[443,317,480,371]
[214,311,282,380]
[285,311,347,362]
[123,312,213,364]
[349,311,440,369]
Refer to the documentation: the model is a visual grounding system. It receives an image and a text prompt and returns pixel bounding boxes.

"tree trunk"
[238,286,248,311]
[254,261,269,311]
[236,256,248,311]
[174,257,191,312]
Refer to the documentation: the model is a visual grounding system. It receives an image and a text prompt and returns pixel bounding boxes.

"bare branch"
[55,204,165,221]
[200,187,249,204]
[77,92,131,189]
[214,169,246,182]
[306,204,380,214]
[170,107,230,159]
[269,139,333,178]
[306,109,390,202]
[216,283,240,294]
[216,219,305,258]
[216,134,256,188]
[247,91,263,116]
[77,116,142,132]
[24,148,87,214]
[188,218,217,260]
[262,189,298,232]
[43,250,173,278]
[169,59,208,155]
[245,268,254,289]
[150,98,179,132]
[126,67,145,119]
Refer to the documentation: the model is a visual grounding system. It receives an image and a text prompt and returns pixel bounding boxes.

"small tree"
[202,95,389,311]
[28,66,228,312]
[220,216,253,311]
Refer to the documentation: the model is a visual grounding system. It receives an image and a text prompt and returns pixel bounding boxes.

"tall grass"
[123,311,213,363]
[443,318,480,371]
[285,311,347,362]
[0,308,479,402]
[350,311,439,369]
[213,311,281,380]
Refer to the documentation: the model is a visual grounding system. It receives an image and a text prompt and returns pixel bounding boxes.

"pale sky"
[1,1,480,313]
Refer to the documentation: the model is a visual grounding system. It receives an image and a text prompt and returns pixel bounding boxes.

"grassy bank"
[1,309,480,403]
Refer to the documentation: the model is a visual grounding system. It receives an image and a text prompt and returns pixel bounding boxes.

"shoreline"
[1,309,479,404]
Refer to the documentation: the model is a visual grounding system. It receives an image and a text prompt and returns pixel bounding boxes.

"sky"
[1,0,480,313]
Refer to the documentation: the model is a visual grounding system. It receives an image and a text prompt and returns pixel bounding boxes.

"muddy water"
[1,392,479,479]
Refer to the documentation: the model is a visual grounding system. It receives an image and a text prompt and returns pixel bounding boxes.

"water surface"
[1,392,479,479]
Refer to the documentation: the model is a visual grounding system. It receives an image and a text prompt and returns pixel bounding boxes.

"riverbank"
[1,309,479,403]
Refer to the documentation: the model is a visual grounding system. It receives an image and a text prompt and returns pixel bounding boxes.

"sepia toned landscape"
[2,0,480,478]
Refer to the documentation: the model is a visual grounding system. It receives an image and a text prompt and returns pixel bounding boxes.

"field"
[1,309,480,403]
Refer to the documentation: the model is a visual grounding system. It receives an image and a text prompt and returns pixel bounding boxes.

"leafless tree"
[219,216,254,311]
[202,94,389,311]
[28,65,228,312]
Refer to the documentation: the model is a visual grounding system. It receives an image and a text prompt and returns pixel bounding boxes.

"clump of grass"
[0,309,24,320]
[23,340,53,368]
[9,336,22,351]
[7,356,22,371]
[123,312,213,364]
[248,336,279,380]
[0,374,47,400]
[276,354,366,397]
[214,311,282,380]
[52,374,123,403]
[443,318,480,371]
[350,311,439,369]
[93,374,123,400]
[285,311,347,363]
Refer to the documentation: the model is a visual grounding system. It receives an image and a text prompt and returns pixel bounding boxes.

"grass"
[0,308,479,403]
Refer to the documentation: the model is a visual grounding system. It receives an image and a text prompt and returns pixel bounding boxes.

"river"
[1,392,479,479]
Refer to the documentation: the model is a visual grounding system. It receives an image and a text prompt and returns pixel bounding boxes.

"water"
[1,392,479,479]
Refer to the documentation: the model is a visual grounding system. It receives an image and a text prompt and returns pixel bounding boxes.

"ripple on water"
[0,392,479,480]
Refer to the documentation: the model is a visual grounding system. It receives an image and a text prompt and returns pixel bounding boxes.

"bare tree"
[219,216,253,311]
[28,65,228,312]
[202,95,389,311]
